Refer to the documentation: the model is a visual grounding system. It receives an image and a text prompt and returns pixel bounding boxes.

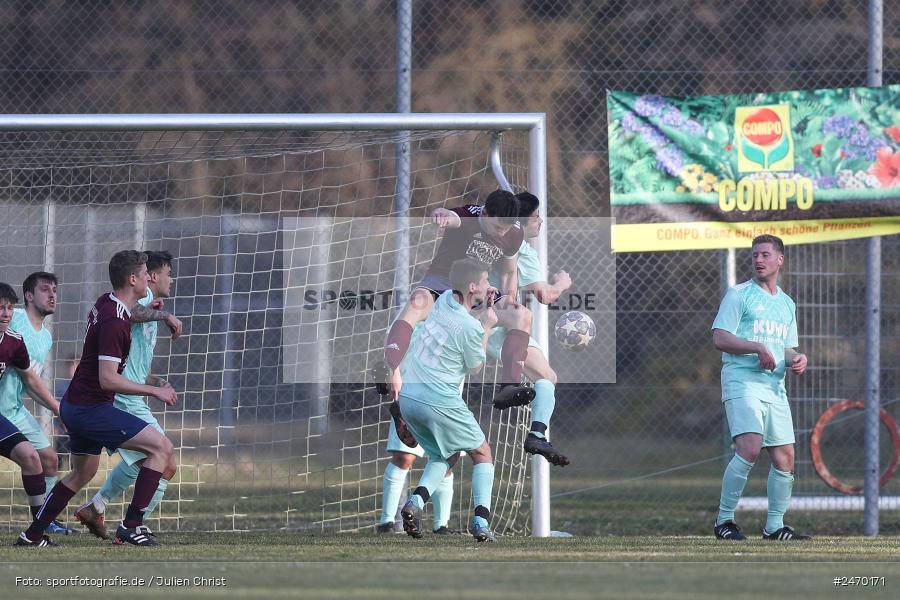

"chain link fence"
[0,0,897,535]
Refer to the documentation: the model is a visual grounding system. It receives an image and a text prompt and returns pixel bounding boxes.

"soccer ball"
[554,311,596,351]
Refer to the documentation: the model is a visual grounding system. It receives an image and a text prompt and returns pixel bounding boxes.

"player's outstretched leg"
[35,448,76,535]
[492,305,536,410]
[466,441,497,542]
[401,459,450,539]
[431,471,455,534]
[520,353,570,466]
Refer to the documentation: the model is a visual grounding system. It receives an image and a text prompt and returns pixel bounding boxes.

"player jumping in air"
[0,282,62,546]
[75,250,182,540]
[488,192,571,466]
[16,251,178,547]
[0,273,75,534]
[711,235,811,541]
[396,258,500,542]
[372,189,536,415]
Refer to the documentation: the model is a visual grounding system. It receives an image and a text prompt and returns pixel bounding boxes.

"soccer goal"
[0,113,553,536]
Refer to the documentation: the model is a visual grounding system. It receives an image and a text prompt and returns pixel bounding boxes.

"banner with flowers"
[608,85,900,252]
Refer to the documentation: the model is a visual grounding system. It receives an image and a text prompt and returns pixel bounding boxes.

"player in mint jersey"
[0,272,76,535]
[711,235,811,542]
[17,251,179,548]
[0,282,63,546]
[372,189,535,411]
[74,250,182,541]
[397,258,501,543]
[487,192,572,466]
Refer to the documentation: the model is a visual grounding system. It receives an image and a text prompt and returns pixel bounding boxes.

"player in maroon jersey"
[0,283,62,546]
[372,190,536,435]
[16,251,178,547]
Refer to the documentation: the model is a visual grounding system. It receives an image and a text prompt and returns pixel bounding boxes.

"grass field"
[1,532,898,599]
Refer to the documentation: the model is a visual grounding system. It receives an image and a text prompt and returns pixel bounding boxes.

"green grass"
[1,532,899,599]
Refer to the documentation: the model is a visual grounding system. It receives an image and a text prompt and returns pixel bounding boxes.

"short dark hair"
[482,189,520,226]
[22,271,58,306]
[449,258,490,297]
[144,250,174,273]
[109,250,148,288]
[516,191,540,218]
[0,282,18,305]
[752,234,785,254]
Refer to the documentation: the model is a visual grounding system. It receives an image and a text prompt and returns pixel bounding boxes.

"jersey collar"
[108,293,132,317]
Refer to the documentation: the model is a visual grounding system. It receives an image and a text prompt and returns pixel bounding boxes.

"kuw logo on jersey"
[466,239,504,265]
[753,319,789,340]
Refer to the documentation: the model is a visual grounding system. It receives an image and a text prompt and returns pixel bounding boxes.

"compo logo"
[735,105,794,172]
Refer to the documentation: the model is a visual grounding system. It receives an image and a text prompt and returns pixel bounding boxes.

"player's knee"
[513,305,532,330]
[391,452,416,469]
[39,449,58,476]
[13,444,43,475]
[163,455,177,480]
[736,445,761,463]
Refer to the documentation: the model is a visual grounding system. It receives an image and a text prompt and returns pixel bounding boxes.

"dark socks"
[124,466,164,528]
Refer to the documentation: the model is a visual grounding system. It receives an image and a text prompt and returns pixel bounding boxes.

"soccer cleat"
[75,504,110,540]
[371,361,393,396]
[14,532,59,547]
[432,526,461,535]
[762,525,812,541]
[469,524,498,543]
[375,522,396,534]
[46,519,78,536]
[400,500,424,539]
[714,520,747,540]
[114,523,159,547]
[389,401,418,448]
[492,384,536,410]
[523,433,570,466]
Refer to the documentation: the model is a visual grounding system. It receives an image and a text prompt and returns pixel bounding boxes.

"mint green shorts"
[111,397,164,466]
[398,395,485,461]
[7,407,50,450]
[724,394,795,447]
[485,326,541,361]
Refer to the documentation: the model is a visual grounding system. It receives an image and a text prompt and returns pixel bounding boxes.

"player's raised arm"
[430,207,462,229]
[523,270,572,305]
[130,301,182,340]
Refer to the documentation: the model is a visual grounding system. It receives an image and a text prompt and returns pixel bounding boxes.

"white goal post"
[0,113,554,536]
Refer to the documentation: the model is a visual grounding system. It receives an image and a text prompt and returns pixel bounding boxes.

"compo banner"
[607,85,900,252]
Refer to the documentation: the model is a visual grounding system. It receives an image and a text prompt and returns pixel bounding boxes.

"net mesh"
[0,126,534,534]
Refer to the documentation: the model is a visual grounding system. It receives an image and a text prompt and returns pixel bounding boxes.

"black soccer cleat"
[400,500,424,539]
[762,525,812,541]
[389,401,418,448]
[432,526,461,535]
[523,433,570,466]
[114,523,159,547]
[492,384,536,410]
[375,522,396,534]
[714,520,747,540]
[371,361,393,396]
[14,532,59,547]
[469,524,498,543]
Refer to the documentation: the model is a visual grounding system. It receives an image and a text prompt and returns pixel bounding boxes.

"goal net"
[0,116,543,534]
